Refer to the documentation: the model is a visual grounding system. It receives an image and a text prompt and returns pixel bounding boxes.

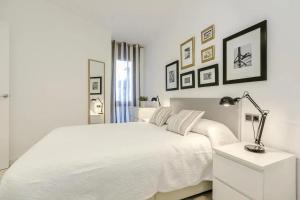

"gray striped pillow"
[167,110,205,136]
[150,107,172,126]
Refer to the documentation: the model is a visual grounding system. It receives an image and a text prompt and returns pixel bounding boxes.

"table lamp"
[220,91,269,153]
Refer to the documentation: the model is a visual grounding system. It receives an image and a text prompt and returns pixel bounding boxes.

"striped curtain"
[111,41,144,123]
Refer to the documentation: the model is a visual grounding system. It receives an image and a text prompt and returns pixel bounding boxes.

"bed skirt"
[148,181,212,200]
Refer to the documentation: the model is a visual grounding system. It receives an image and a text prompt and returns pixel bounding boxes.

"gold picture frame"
[201,25,215,44]
[180,37,195,69]
[201,45,215,63]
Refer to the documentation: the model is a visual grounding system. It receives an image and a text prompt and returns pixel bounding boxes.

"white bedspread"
[0,122,227,200]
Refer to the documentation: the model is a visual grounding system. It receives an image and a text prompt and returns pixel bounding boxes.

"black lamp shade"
[220,96,235,106]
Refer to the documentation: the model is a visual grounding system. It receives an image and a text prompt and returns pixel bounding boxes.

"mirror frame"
[88,59,105,124]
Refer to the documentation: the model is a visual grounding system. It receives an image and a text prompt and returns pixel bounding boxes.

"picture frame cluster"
[166,20,267,91]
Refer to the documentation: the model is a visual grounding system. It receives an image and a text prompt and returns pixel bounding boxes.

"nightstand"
[213,142,296,200]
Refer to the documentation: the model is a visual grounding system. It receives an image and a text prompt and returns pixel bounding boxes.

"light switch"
[245,113,253,121]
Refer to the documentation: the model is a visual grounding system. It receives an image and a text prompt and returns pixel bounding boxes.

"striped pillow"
[150,107,172,126]
[167,110,205,136]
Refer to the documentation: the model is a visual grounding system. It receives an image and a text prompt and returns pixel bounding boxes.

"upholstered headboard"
[170,98,241,138]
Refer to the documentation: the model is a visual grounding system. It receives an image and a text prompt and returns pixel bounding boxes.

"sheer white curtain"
[111,41,143,123]
[115,60,133,122]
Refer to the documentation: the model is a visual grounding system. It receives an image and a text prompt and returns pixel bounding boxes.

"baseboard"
[10,159,16,166]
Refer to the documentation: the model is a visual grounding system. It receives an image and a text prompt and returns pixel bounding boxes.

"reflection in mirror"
[88,59,105,124]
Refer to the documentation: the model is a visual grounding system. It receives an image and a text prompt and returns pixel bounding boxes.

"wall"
[144,0,300,195]
[0,22,10,169]
[0,0,111,161]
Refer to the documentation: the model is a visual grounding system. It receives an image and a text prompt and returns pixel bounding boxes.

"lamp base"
[244,144,265,153]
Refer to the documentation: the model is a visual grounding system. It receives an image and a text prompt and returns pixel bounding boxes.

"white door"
[0,22,10,170]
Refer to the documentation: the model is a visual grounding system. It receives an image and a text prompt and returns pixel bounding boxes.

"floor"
[184,191,212,200]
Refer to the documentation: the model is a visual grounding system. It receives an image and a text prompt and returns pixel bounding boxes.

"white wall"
[0,22,10,170]
[0,0,111,161]
[144,0,300,195]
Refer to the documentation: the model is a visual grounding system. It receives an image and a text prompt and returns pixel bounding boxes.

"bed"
[0,98,240,200]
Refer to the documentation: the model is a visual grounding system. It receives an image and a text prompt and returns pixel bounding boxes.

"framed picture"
[180,70,195,89]
[198,64,219,87]
[223,20,267,84]
[201,25,215,44]
[201,45,215,63]
[90,76,102,95]
[180,37,195,69]
[165,60,179,91]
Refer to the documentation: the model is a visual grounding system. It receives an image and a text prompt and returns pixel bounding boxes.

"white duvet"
[0,122,234,200]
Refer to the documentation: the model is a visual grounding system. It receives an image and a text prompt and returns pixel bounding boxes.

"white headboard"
[170,98,241,138]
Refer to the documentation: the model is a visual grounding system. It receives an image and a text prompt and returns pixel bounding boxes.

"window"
[115,60,133,105]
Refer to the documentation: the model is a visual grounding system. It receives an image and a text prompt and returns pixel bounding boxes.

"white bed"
[0,98,240,200]
[0,122,216,200]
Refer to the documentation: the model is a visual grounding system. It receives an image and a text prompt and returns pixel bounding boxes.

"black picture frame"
[180,70,195,89]
[165,60,179,91]
[198,64,219,87]
[223,20,267,84]
[90,76,102,95]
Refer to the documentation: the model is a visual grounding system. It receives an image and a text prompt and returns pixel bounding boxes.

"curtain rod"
[112,40,144,48]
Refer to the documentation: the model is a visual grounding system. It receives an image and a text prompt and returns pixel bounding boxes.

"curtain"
[111,41,143,123]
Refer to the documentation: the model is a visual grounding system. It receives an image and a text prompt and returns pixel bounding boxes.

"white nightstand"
[213,142,296,200]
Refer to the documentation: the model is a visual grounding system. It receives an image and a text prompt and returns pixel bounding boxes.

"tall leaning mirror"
[88,59,105,124]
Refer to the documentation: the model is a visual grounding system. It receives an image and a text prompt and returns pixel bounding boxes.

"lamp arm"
[255,113,268,145]
[241,92,269,146]
[156,96,161,106]
[96,98,104,106]
[243,93,264,114]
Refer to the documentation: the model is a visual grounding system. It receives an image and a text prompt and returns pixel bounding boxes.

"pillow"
[149,107,172,126]
[191,119,238,146]
[166,113,175,124]
[166,110,205,136]
[137,108,157,122]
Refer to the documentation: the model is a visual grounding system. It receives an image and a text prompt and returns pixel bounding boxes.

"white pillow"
[191,119,238,146]
[166,110,205,136]
[149,107,172,126]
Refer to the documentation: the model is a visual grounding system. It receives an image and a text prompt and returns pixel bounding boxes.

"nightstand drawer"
[213,154,263,200]
[213,178,250,200]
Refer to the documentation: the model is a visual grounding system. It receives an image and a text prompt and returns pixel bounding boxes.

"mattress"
[0,122,215,200]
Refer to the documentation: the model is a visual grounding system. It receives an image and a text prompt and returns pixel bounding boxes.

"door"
[0,22,10,170]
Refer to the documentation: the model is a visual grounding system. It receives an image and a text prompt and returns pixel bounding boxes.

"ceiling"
[48,0,184,45]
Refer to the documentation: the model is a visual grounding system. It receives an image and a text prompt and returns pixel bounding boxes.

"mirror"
[88,59,105,124]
